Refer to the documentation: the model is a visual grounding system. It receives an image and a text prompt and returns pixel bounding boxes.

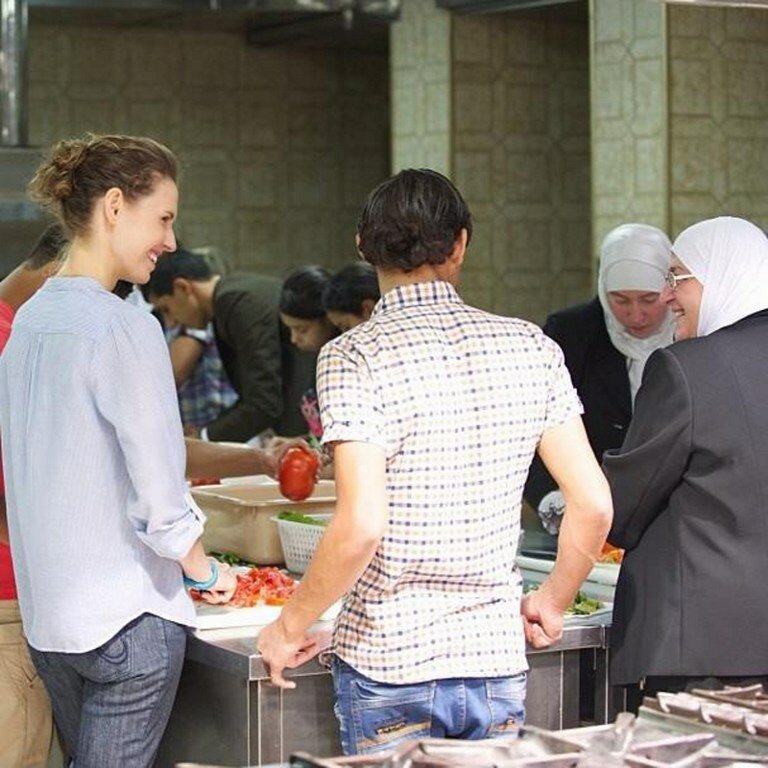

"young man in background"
[257,169,613,754]
[147,251,315,442]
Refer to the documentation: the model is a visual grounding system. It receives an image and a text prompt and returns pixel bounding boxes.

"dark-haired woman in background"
[0,134,236,767]
[279,266,339,440]
[322,262,380,333]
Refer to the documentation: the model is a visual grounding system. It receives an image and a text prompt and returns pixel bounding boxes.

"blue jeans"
[331,656,526,755]
[28,613,187,768]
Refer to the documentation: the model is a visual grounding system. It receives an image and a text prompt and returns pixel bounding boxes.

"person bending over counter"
[146,250,315,442]
[525,223,673,535]
[322,261,380,333]
[278,266,339,440]
[603,216,768,708]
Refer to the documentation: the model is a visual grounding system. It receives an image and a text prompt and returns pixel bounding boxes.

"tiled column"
[390,0,452,175]
[668,5,768,235]
[452,10,591,320]
[390,3,592,323]
[590,0,669,252]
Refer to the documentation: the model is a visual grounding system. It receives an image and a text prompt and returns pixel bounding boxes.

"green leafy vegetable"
[567,591,603,615]
[525,587,604,616]
[277,511,327,527]
[210,551,254,567]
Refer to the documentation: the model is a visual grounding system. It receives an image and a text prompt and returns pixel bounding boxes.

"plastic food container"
[272,514,332,574]
[517,554,619,603]
[192,479,335,565]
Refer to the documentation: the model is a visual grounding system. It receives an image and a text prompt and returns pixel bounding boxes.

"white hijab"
[672,216,768,337]
[597,223,675,403]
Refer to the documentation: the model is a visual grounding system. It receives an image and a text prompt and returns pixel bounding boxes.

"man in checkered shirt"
[258,169,613,754]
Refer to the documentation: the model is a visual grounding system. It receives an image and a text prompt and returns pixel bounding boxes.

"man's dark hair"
[145,248,213,297]
[279,265,332,320]
[322,262,380,315]
[25,223,68,270]
[356,169,472,272]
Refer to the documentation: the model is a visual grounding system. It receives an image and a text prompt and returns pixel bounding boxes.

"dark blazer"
[603,309,768,685]
[207,273,316,442]
[524,297,632,509]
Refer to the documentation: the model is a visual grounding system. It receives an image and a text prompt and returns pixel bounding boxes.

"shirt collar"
[372,281,462,317]
[45,276,109,294]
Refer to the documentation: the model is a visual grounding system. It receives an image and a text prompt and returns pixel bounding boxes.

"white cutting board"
[193,598,341,630]
[194,600,284,629]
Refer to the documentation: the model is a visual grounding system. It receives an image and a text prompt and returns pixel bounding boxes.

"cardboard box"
[192,479,336,565]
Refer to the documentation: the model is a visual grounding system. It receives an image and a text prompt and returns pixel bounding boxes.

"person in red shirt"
[0,223,67,768]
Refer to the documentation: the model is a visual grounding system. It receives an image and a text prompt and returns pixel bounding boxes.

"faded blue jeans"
[28,613,187,768]
[331,656,527,755]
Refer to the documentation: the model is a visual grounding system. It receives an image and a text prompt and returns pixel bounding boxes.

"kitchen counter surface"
[158,619,614,767]
[186,621,608,680]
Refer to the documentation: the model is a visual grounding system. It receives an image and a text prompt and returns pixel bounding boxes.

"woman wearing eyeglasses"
[603,216,768,707]
[524,223,674,534]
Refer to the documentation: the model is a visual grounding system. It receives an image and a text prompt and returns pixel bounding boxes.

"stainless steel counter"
[156,621,614,767]
[182,622,606,677]
[181,623,334,681]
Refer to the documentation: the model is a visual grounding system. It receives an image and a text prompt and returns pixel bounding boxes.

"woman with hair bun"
[0,134,236,767]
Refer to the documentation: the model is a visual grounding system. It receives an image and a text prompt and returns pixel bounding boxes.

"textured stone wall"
[668,5,768,235]
[390,0,452,175]
[452,9,591,322]
[27,24,390,275]
[590,0,668,251]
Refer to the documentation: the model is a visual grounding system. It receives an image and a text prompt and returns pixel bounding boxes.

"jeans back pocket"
[485,673,526,737]
[350,676,435,754]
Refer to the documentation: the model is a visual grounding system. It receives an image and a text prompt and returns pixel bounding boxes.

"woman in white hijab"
[598,224,675,401]
[603,216,768,709]
[525,223,673,533]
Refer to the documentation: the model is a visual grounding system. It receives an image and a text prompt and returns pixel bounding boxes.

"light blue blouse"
[0,277,204,652]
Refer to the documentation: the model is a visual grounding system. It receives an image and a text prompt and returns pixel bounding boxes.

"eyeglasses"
[664,271,696,291]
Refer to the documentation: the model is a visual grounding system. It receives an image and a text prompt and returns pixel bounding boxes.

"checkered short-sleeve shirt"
[318,281,582,684]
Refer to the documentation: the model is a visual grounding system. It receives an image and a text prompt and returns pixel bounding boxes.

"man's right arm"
[169,334,206,387]
[184,437,310,480]
[521,415,613,648]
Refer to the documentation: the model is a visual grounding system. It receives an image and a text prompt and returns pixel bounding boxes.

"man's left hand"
[521,588,564,649]
[257,618,323,689]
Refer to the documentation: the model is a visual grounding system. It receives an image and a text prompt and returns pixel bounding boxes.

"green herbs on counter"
[210,551,255,567]
[525,587,604,616]
[277,511,328,527]
[567,591,603,616]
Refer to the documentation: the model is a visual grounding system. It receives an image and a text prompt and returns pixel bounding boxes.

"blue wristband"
[183,559,219,591]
